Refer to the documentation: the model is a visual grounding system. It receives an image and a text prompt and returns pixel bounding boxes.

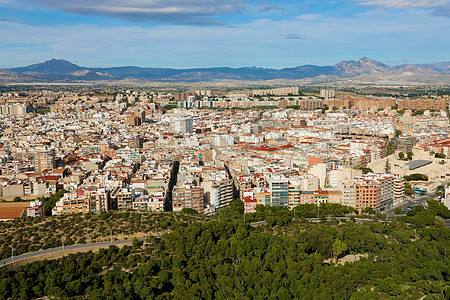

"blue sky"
[0,0,449,68]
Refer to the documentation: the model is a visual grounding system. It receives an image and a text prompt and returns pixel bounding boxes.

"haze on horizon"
[0,0,449,69]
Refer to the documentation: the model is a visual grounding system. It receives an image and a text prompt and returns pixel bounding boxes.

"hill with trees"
[0,202,449,299]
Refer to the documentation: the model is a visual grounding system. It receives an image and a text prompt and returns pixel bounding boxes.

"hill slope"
[2,57,450,83]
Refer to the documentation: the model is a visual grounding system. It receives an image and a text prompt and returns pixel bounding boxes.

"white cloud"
[0,9,449,68]
[256,4,283,13]
[21,0,248,24]
[356,0,449,9]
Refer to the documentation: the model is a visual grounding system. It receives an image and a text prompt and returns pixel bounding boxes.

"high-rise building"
[288,179,301,209]
[89,188,110,212]
[33,148,56,172]
[172,184,204,214]
[354,173,400,212]
[126,115,142,126]
[110,187,133,210]
[252,86,299,96]
[173,118,193,134]
[340,180,356,207]
[203,179,234,213]
[320,89,335,99]
[269,177,289,208]
[128,136,144,149]
[0,103,27,115]
[308,163,327,188]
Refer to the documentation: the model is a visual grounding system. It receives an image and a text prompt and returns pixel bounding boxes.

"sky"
[0,0,449,68]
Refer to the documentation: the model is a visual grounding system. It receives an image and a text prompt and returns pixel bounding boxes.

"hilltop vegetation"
[0,202,449,299]
[0,211,209,260]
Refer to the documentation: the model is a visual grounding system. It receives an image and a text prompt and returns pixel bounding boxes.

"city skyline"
[1,0,449,68]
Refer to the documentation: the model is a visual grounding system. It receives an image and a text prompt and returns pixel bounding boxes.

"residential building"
[27,200,45,217]
[172,184,204,214]
[269,177,289,208]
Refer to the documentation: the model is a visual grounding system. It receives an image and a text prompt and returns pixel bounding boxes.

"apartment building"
[256,189,271,206]
[111,187,133,210]
[203,178,234,213]
[398,98,447,110]
[300,191,315,204]
[89,188,110,212]
[27,200,45,218]
[354,173,399,212]
[269,177,289,208]
[355,180,381,212]
[33,148,56,172]
[288,179,301,209]
[172,184,204,214]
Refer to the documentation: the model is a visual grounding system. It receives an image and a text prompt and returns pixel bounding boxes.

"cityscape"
[0,86,449,217]
[0,0,449,298]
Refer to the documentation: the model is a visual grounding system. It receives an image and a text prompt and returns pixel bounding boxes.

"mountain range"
[1,57,449,84]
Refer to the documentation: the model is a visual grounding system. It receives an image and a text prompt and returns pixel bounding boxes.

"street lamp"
[10,245,13,263]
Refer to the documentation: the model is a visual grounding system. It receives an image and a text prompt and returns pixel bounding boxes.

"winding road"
[0,239,136,268]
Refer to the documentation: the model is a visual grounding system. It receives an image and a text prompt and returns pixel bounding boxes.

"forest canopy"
[1,206,449,299]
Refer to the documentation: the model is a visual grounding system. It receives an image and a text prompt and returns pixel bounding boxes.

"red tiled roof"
[308,156,323,165]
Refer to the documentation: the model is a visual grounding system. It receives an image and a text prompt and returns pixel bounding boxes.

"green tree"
[363,207,375,214]
[43,189,67,216]
[180,208,198,214]
[132,238,141,248]
[354,165,373,174]
[385,159,391,173]
[398,152,405,160]
[404,174,428,181]
[332,239,348,262]
[218,199,243,219]
[406,152,413,161]
[426,199,450,218]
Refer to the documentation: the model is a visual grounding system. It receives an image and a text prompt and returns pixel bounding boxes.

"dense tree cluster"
[219,199,356,225]
[1,210,448,299]
[401,200,450,225]
[42,189,67,216]
[0,211,209,260]
[404,173,429,182]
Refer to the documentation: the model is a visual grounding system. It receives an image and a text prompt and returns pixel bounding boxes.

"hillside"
[2,57,450,84]
[0,202,449,299]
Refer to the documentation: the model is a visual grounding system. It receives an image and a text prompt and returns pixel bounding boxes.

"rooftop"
[406,160,433,170]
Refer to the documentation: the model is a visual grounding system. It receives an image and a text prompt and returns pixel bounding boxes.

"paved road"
[384,193,437,218]
[0,239,135,268]
[384,200,417,218]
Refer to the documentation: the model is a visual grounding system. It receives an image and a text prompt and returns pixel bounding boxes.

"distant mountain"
[332,57,393,76]
[406,61,450,74]
[2,57,450,84]
[9,58,83,75]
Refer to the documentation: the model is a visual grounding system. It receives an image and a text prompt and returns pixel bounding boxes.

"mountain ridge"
[2,57,450,83]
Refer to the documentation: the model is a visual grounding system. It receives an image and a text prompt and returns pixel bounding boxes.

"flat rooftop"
[406,160,432,170]
[0,202,29,220]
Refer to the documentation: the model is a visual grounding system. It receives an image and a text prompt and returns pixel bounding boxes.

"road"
[383,193,437,218]
[0,239,135,268]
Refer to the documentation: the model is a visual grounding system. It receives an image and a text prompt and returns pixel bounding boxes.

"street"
[0,239,135,268]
